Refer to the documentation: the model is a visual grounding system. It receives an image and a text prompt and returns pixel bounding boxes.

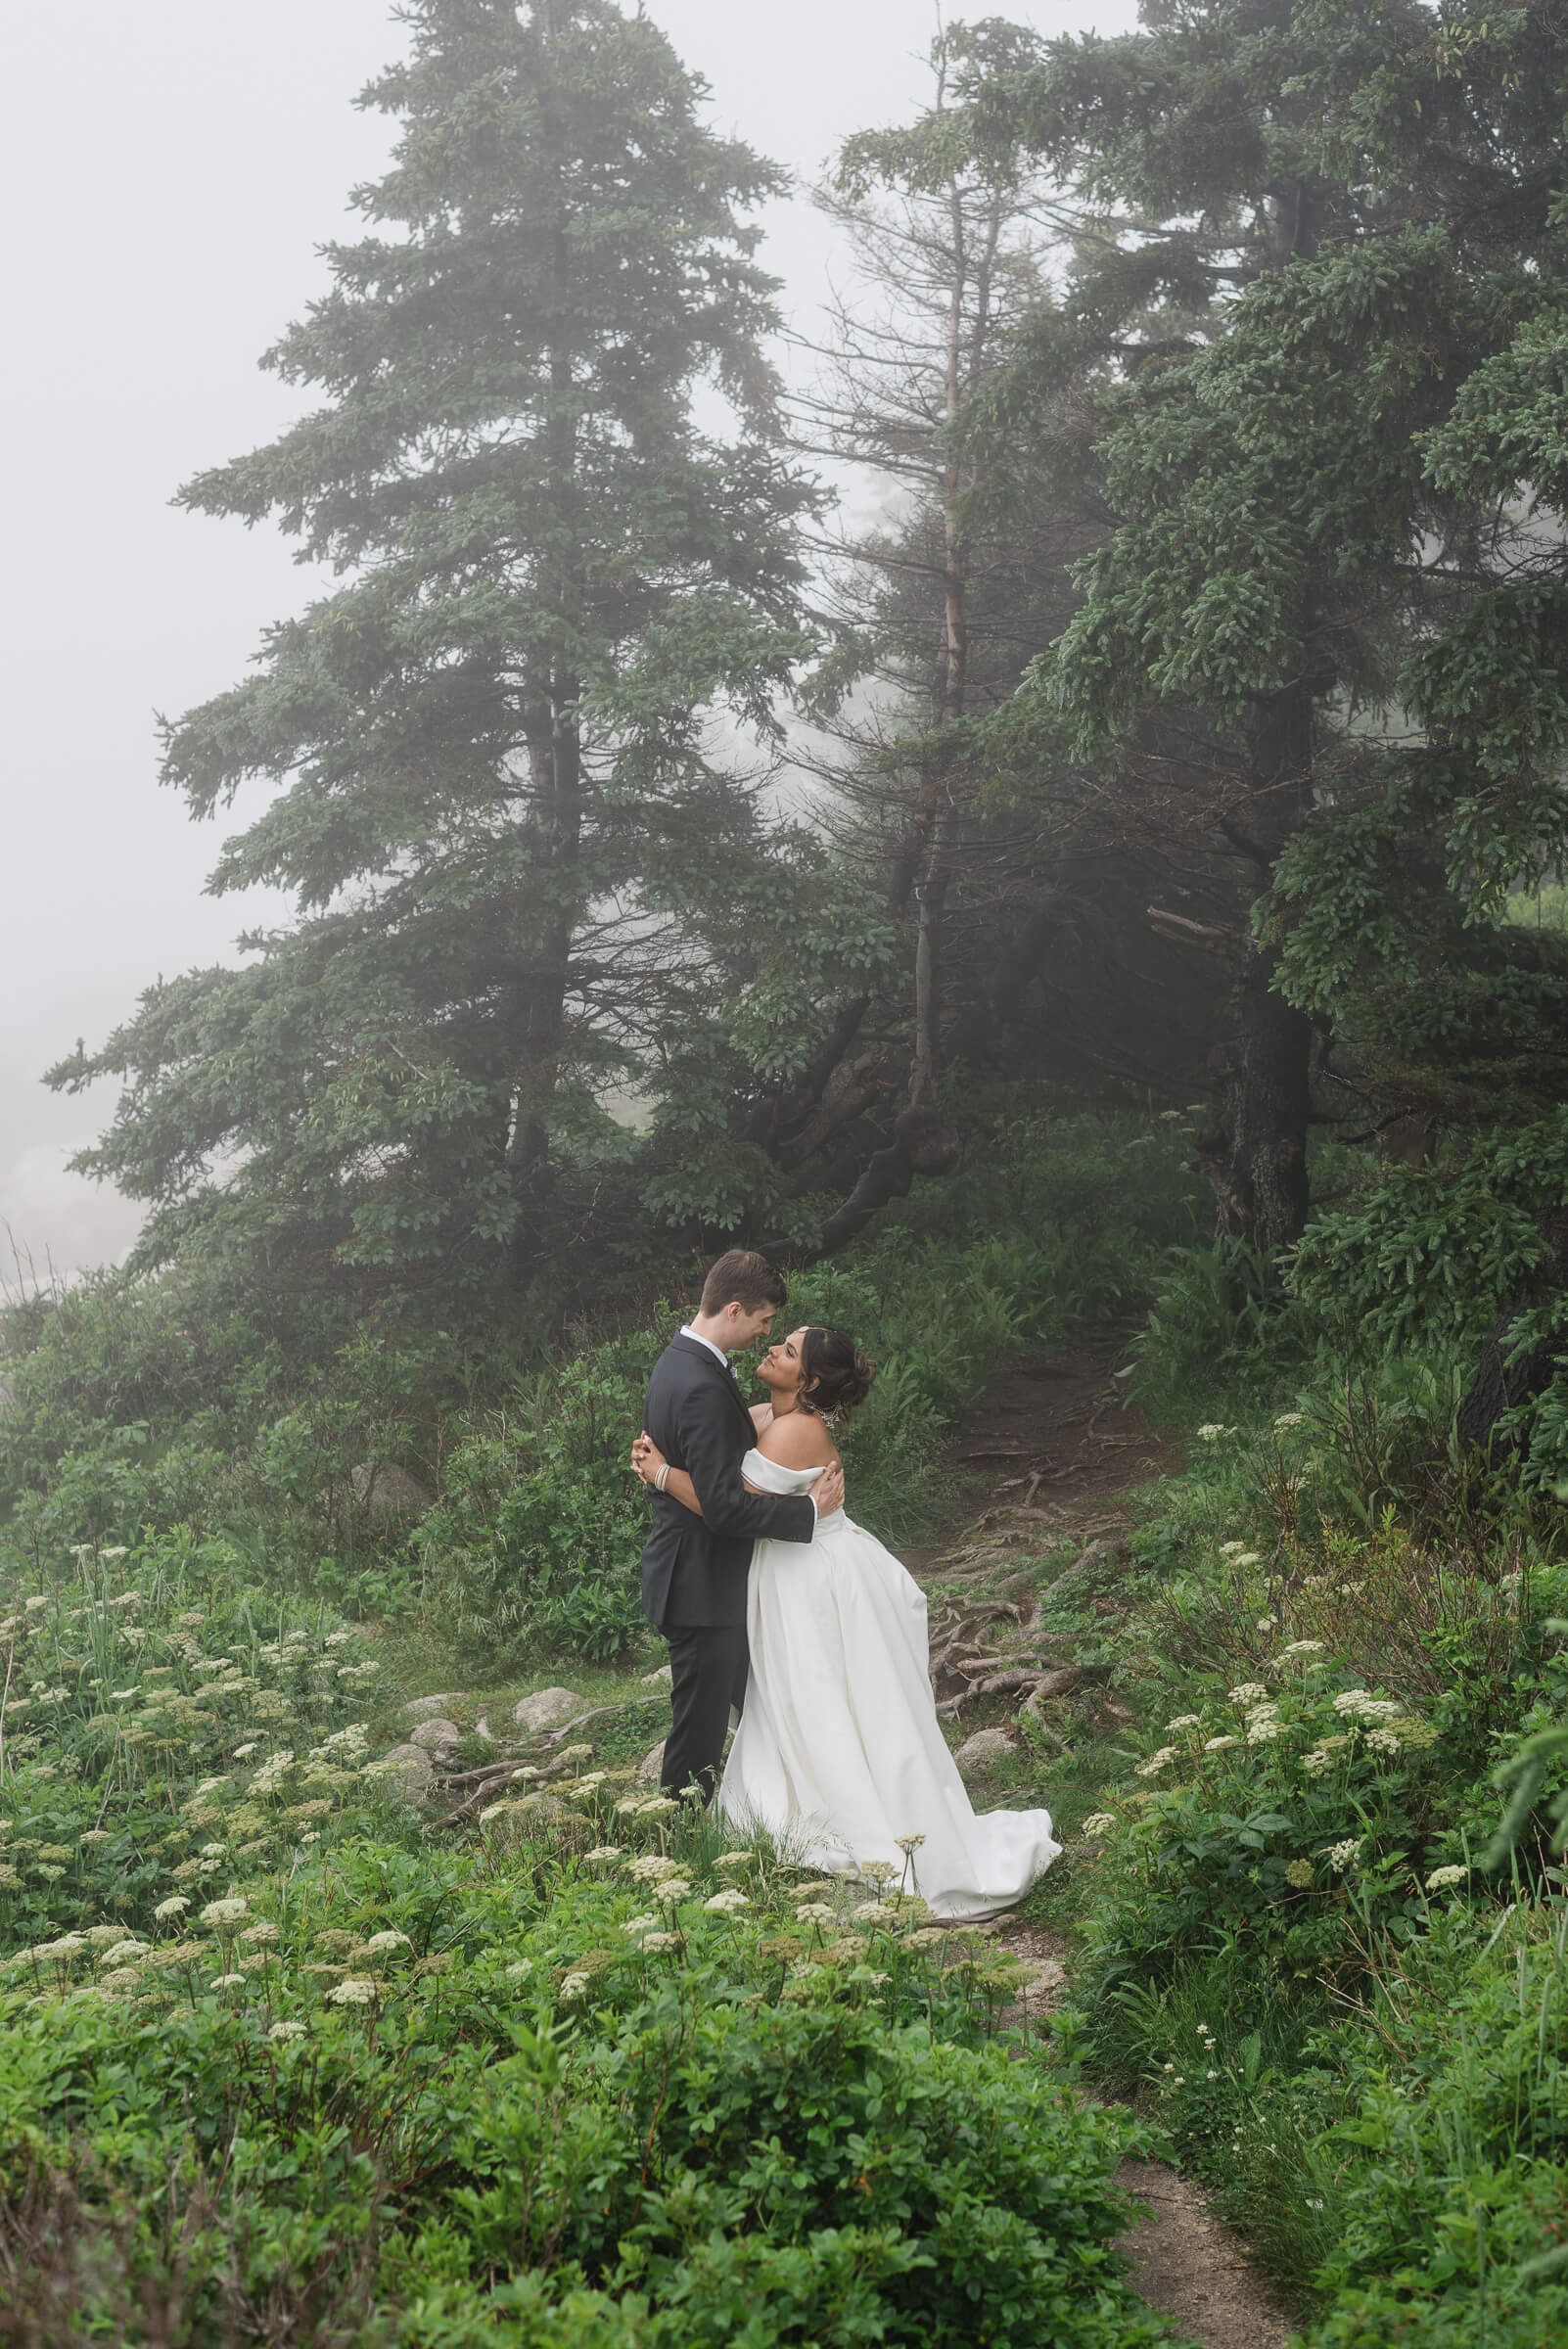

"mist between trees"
[11,11,1568,2346]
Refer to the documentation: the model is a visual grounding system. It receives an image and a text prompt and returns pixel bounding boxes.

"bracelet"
[654,1463,670,1493]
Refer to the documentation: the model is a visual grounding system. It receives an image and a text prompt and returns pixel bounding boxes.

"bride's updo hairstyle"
[800,1326,876,1420]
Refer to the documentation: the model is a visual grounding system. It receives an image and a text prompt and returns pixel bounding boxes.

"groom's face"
[722,1301,777,1352]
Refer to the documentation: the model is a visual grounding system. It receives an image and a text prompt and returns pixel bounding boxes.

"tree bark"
[1457,1207,1568,1458]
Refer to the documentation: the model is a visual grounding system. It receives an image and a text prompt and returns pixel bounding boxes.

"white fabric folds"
[718,1447,1061,1920]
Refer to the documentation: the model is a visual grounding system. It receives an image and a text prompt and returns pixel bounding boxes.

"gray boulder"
[409,1718,461,1751]
[637,1740,666,1783]
[640,1664,673,1687]
[376,1743,435,1795]
[954,1727,1013,1773]
[402,1693,465,1721]
[512,1686,583,1732]
[346,1461,433,1522]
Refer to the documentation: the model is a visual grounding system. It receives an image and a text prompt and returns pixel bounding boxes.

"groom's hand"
[815,1461,846,1518]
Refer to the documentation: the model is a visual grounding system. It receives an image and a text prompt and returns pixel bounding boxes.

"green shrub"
[0,1835,1164,2348]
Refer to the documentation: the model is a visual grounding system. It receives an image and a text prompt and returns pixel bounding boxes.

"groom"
[638,1248,844,1802]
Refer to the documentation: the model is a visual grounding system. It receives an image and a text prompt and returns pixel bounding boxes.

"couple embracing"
[632,1249,1059,1920]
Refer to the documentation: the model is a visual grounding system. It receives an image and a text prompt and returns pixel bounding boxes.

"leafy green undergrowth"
[2,1791,1170,2344]
[995,1310,1568,2339]
[0,1112,1207,1665]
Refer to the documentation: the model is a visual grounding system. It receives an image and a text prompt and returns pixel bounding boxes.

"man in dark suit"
[638,1249,844,1801]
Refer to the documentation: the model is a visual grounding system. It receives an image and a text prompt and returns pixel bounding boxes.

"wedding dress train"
[717,1450,1061,1919]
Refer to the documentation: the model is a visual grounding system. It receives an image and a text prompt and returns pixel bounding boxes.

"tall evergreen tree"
[53,0,823,1295]
[850,1,1568,1256]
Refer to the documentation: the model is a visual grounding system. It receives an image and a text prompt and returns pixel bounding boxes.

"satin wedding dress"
[717,1449,1061,1920]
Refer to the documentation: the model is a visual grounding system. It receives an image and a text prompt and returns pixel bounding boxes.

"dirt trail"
[921,1333,1298,2349]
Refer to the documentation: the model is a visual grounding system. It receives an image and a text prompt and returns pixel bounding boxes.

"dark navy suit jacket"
[639,1334,815,1630]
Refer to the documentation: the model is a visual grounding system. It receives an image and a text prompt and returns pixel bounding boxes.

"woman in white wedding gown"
[631,1325,1060,1920]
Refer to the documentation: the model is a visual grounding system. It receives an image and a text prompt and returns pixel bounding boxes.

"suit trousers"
[661,1621,749,1804]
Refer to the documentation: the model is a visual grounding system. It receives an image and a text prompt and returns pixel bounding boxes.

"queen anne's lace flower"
[326,1978,377,2005]
[199,1898,249,1929]
[1364,1727,1403,1755]
[210,1973,247,1991]
[895,1834,927,1854]
[638,1931,681,1952]
[1278,1639,1325,1657]
[703,1890,749,1913]
[1324,1837,1362,1873]
[621,1914,661,1937]
[852,1901,892,1922]
[629,1853,682,1883]
[268,2020,306,2042]
[584,1844,623,1863]
[1135,1746,1178,1777]
[795,1903,839,1926]
[1247,1719,1284,1744]
[1228,1683,1268,1706]
[1196,1424,1233,1441]
[1081,1814,1117,1835]
[358,1930,411,1955]
[505,1958,534,1980]
[653,1877,692,1906]
[1273,1412,1305,1429]
[1425,1864,1468,1891]
[715,1852,753,1869]
[153,1897,189,1922]
[1204,1735,1238,1752]
[558,1972,590,2002]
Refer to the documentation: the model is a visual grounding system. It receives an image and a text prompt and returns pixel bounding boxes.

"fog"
[0,0,1136,1274]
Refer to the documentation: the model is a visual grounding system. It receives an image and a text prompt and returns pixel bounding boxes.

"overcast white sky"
[0,0,1138,1274]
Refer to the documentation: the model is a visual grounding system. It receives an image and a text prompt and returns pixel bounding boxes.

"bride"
[630,1323,1060,1920]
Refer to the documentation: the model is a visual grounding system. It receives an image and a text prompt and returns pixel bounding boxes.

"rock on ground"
[637,1740,666,1782]
[954,1727,1013,1772]
[375,1744,435,1795]
[513,1686,584,1732]
[640,1664,673,1686]
[346,1461,434,1520]
[402,1693,466,1721]
[408,1718,461,1751]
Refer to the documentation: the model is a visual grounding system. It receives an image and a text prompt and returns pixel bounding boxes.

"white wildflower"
[1247,1719,1284,1744]
[1196,1424,1231,1442]
[1204,1735,1238,1752]
[268,2021,307,2044]
[638,1932,681,1952]
[240,1922,280,1946]
[210,1973,247,1991]
[505,1958,534,1981]
[1324,1838,1362,1874]
[703,1890,749,1913]
[1425,1865,1468,1892]
[1165,1715,1204,1731]
[1273,1412,1305,1429]
[715,1852,753,1869]
[359,1930,410,1955]
[895,1833,927,1853]
[153,1897,190,1922]
[1134,1746,1178,1777]
[1081,1814,1117,1835]
[1218,1541,1246,1557]
[629,1854,682,1883]
[795,1903,839,1926]
[1256,1616,1275,1633]
[621,1914,662,1937]
[100,1942,148,1967]
[199,1898,249,1928]
[1302,1751,1332,1776]
[1364,1727,1403,1756]
[326,1978,377,2005]
[1278,1639,1325,1657]
[1227,1683,1268,1706]
[653,1877,692,1905]
[852,1902,892,1922]
[558,1972,591,2003]
[584,1845,624,1863]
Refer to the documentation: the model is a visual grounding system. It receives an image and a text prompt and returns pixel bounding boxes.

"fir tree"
[53,0,822,1295]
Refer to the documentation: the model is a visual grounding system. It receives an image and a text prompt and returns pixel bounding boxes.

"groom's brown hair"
[699,1248,787,1316]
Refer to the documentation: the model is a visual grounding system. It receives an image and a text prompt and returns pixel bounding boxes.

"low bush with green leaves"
[0,1814,1166,2346]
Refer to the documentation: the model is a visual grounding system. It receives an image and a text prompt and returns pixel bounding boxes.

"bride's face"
[758,1325,810,1400]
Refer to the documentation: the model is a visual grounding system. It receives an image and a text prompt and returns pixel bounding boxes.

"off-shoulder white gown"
[717,1449,1061,1920]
